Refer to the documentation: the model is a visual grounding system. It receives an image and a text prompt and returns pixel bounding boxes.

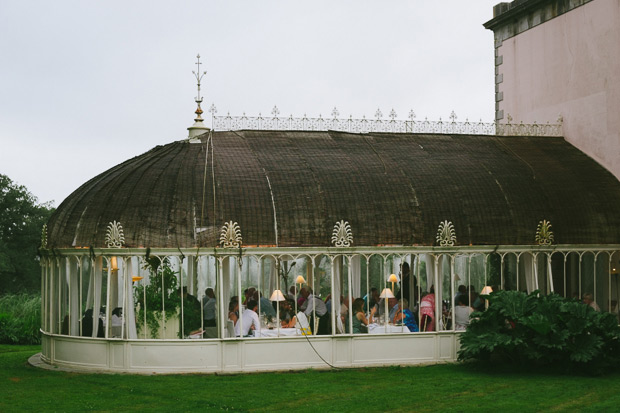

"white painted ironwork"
[41,224,47,249]
[188,55,210,138]
[436,220,456,247]
[192,54,207,117]
[220,221,242,248]
[331,220,353,247]
[211,110,563,136]
[105,221,125,248]
[40,243,620,373]
[535,220,554,246]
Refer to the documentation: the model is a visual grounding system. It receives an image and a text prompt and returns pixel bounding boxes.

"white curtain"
[49,260,58,334]
[547,255,554,294]
[423,254,436,291]
[69,258,80,335]
[408,256,415,308]
[268,257,277,294]
[436,256,445,307]
[222,258,231,303]
[520,253,537,293]
[92,257,103,338]
[186,256,197,296]
[351,255,361,297]
[333,256,342,303]
[125,257,138,339]
[423,254,440,331]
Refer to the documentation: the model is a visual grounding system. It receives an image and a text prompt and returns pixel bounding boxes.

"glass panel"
[550,252,565,297]
[454,254,474,330]
[301,254,330,335]
[40,258,47,333]
[49,259,58,334]
[79,257,92,337]
[106,256,124,338]
[535,254,549,294]
[610,251,620,323]
[439,254,452,331]
[134,255,181,339]
[517,252,535,294]
[566,252,580,299]
[581,252,596,309]
[172,255,199,338]
[59,257,69,335]
[68,257,80,336]
[414,254,429,330]
[502,253,518,291]
[487,253,501,291]
[368,254,387,326]
[470,254,486,311]
[595,252,609,312]
[99,258,109,338]
[197,255,218,338]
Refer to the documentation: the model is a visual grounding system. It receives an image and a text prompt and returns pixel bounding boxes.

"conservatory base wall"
[40,332,460,374]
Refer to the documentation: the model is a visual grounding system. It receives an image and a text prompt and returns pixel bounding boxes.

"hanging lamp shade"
[295,275,306,284]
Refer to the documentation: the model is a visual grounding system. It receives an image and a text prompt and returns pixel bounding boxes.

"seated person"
[81,308,104,338]
[253,291,277,319]
[391,298,419,332]
[583,292,601,311]
[279,299,296,327]
[352,298,376,333]
[295,311,311,335]
[202,288,217,327]
[297,287,308,308]
[235,299,261,337]
[228,299,239,325]
[376,296,399,323]
[243,287,256,306]
[111,307,123,326]
[288,286,297,301]
[364,288,380,312]
[454,294,474,331]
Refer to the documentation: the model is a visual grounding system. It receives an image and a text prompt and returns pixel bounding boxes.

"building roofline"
[484,0,593,32]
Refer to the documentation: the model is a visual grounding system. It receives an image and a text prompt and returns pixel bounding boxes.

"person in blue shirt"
[391,298,419,332]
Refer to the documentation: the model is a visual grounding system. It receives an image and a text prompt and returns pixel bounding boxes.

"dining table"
[368,323,408,334]
[253,327,299,337]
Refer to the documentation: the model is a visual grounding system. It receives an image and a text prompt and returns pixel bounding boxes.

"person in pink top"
[420,286,435,331]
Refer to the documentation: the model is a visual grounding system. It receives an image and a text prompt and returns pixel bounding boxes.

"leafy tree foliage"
[0,174,54,294]
[458,290,620,374]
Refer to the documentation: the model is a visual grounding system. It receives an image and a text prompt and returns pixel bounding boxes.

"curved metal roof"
[46,130,620,248]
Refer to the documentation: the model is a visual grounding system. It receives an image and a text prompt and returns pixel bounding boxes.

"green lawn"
[1,345,620,412]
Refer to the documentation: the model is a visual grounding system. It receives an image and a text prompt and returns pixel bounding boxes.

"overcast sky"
[0,1,500,207]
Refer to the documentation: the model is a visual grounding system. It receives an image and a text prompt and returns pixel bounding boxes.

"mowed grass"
[2,345,620,412]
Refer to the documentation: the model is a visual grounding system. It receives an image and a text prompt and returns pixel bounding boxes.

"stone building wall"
[485,0,620,181]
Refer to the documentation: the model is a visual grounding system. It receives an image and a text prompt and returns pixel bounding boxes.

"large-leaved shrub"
[458,290,620,374]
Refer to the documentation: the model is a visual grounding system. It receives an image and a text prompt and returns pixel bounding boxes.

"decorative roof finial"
[188,54,210,140]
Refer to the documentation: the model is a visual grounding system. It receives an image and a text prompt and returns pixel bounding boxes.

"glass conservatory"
[38,127,620,373]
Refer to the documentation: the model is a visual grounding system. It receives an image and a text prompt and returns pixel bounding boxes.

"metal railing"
[209,106,563,137]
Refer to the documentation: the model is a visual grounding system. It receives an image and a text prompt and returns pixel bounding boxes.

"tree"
[0,174,54,294]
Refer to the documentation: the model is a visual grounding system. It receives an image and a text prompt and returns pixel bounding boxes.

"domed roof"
[46,130,620,249]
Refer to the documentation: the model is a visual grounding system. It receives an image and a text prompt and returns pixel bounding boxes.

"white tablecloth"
[368,324,408,334]
[253,328,299,337]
